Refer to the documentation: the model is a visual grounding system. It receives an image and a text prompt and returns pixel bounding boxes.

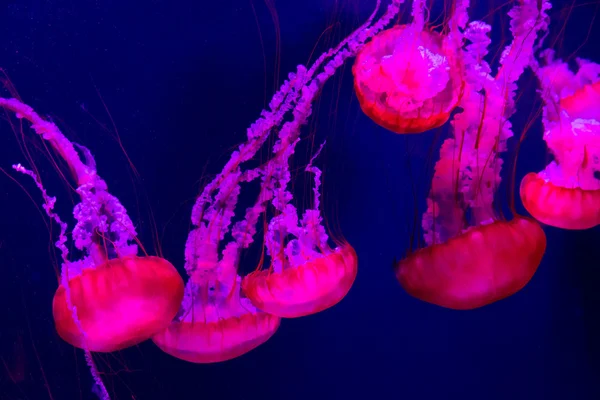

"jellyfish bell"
[394,0,549,309]
[53,255,184,352]
[152,270,280,364]
[242,240,358,318]
[520,172,600,230]
[353,26,463,134]
[520,54,600,229]
[152,231,281,363]
[396,217,546,310]
[352,0,466,134]
[152,303,279,364]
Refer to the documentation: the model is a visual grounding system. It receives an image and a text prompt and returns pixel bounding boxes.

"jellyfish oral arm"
[0,98,91,185]
[0,98,140,271]
[424,0,550,244]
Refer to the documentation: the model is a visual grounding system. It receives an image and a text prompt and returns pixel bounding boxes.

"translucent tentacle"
[12,164,110,400]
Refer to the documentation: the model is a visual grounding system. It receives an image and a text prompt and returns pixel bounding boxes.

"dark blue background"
[1,1,599,399]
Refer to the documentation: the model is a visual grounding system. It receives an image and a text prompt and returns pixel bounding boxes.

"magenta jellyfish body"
[395,0,549,310]
[520,51,600,229]
[353,0,466,134]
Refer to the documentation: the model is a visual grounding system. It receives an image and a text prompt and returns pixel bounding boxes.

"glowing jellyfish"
[240,1,410,318]
[0,99,184,353]
[151,258,281,363]
[520,50,600,229]
[352,0,466,134]
[241,144,358,318]
[153,2,404,362]
[395,0,549,310]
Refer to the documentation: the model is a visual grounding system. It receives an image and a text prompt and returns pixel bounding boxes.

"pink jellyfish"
[0,98,184,352]
[520,50,600,229]
[240,1,408,318]
[352,0,467,134]
[241,144,358,318]
[1,98,185,399]
[395,0,549,310]
[152,0,405,363]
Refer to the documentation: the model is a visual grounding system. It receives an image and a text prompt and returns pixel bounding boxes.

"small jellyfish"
[520,50,600,229]
[352,0,467,134]
[242,144,358,318]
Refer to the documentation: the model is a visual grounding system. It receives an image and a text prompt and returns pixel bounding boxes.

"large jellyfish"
[153,0,404,364]
[0,98,184,399]
[352,0,467,134]
[0,98,184,352]
[394,0,549,310]
[520,50,600,229]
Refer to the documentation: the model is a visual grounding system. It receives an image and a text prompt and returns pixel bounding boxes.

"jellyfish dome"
[395,0,549,309]
[53,255,184,352]
[520,51,600,229]
[352,0,465,134]
[152,263,280,363]
[243,243,357,318]
[396,217,546,309]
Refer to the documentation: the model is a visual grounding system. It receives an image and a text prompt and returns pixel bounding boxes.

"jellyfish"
[520,50,600,229]
[352,0,467,134]
[241,143,358,318]
[394,0,549,310]
[151,257,281,363]
[240,2,410,318]
[0,98,184,353]
[152,1,404,363]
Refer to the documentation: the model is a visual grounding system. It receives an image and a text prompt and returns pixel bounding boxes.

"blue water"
[0,1,599,399]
